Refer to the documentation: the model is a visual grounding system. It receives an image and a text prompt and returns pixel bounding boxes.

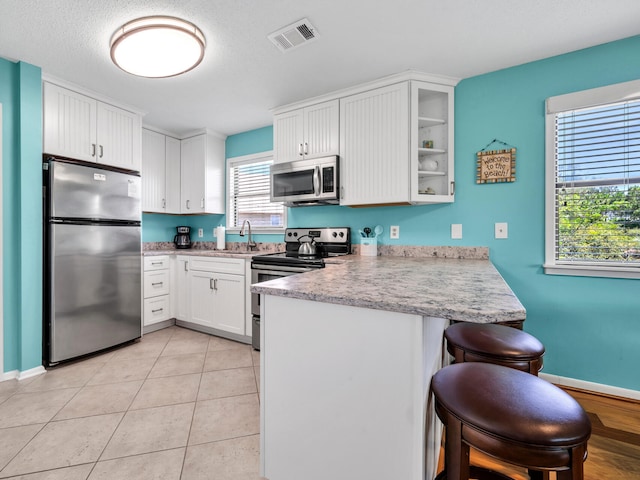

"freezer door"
[47,223,141,363]
[49,160,141,221]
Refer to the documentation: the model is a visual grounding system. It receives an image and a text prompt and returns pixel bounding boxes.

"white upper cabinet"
[141,129,166,212]
[273,99,339,164]
[165,136,181,213]
[141,129,181,214]
[43,83,96,161]
[340,83,410,206]
[410,81,455,203]
[43,82,142,171]
[180,132,225,214]
[339,79,455,206]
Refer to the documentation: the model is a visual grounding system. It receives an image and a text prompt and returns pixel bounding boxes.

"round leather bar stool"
[432,363,591,480]
[445,322,545,375]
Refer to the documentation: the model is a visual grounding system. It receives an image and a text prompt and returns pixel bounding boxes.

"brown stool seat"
[445,323,545,374]
[432,363,591,479]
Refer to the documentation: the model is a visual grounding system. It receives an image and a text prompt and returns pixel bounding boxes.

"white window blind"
[228,156,285,229]
[553,100,640,265]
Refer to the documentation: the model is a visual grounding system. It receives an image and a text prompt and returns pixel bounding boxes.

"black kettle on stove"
[174,226,192,249]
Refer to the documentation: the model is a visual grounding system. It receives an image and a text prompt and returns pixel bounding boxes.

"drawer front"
[144,270,170,297]
[189,256,245,275]
[144,296,170,325]
[144,256,170,271]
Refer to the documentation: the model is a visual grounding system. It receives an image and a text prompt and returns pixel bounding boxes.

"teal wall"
[1,59,42,373]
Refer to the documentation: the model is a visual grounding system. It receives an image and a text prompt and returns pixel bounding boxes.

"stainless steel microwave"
[270,156,339,206]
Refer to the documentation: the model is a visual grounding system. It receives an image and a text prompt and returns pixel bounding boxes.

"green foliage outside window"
[557,186,640,261]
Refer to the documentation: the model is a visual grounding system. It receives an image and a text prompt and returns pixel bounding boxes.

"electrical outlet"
[198,228,204,238]
[495,222,508,239]
[451,224,462,239]
[390,225,400,239]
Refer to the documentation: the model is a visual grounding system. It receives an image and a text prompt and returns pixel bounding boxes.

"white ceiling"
[2,0,640,138]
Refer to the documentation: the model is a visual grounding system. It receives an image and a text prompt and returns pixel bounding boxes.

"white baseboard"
[17,366,46,380]
[1,366,46,382]
[541,373,640,401]
[0,370,19,382]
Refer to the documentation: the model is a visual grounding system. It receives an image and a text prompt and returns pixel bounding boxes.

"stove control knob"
[339,232,344,238]
[332,232,337,238]
[293,232,298,237]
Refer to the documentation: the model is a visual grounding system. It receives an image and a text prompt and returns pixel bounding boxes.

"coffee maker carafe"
[174,226,192,249]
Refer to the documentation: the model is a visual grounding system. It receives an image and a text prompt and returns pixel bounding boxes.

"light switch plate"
[495,222,508,239]
[451,224,462,239]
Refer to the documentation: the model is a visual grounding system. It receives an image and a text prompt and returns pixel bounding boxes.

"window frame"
[544,79,640,279]
[226,151,287,234]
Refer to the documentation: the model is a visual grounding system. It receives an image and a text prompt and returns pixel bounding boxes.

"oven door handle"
[251,264,318,275]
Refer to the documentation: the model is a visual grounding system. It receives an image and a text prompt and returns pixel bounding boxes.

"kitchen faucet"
[239,220,257,251]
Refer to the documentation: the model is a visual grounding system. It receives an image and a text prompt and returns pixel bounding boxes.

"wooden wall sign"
[476,147,516,184]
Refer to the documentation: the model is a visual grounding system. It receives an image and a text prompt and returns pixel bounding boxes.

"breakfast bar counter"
[251,255,525,323]
[253,254,525,480]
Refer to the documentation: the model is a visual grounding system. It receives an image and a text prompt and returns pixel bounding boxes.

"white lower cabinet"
[173,255,190,321]
[189,271,245,334]
[143,256,171,327]
[148,254,249,338]
[188,257,245,335]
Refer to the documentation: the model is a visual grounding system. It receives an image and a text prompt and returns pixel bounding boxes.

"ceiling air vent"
[268,18,318,53]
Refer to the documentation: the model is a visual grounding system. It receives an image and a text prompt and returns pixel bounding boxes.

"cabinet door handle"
[99,145,104,158]
[210,278,214,290]
[151,282,163,287]
[200,198,204,209]
[151,261,162,266]
[151,308,164,313]
[91,144,96,157]
[186,199,190,209]
[340,186,345,199]
[304,142,309,155]
[184,261,188,272]
[162,198,166,209]
[214,278,218,290]
[450,181,455,196]
[298,143,303,156]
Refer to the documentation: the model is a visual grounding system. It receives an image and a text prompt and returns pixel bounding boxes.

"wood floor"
[437,387,640,479]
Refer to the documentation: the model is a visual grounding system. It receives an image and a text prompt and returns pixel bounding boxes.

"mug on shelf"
[420,159,439,171]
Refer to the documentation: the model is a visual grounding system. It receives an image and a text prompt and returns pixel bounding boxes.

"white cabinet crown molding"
[271,69,460,115]
[42,73,146,116]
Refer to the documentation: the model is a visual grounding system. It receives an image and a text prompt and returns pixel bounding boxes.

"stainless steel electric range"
[250,227,351,349]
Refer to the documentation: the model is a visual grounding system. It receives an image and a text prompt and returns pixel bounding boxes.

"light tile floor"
[0,326,262,479]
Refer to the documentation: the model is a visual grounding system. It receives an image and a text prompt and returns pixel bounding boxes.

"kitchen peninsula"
[252,252,526,480]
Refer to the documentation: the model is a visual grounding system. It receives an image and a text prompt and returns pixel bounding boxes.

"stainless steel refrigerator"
[43,157,142,366]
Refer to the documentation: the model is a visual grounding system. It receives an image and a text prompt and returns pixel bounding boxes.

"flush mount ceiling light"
[110,16,206,78]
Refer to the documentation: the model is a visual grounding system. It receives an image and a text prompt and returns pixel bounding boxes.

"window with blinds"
[228,155,285,229]
[552,99,640,267]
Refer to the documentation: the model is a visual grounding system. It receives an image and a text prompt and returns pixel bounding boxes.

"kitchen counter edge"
[143,249,257,259]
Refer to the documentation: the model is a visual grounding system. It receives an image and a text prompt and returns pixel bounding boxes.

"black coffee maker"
[174,226,192,249]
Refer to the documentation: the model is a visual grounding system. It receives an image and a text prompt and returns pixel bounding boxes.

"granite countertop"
[251,255,526,323]
[143,249,257,259]
[142,241,285,259]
